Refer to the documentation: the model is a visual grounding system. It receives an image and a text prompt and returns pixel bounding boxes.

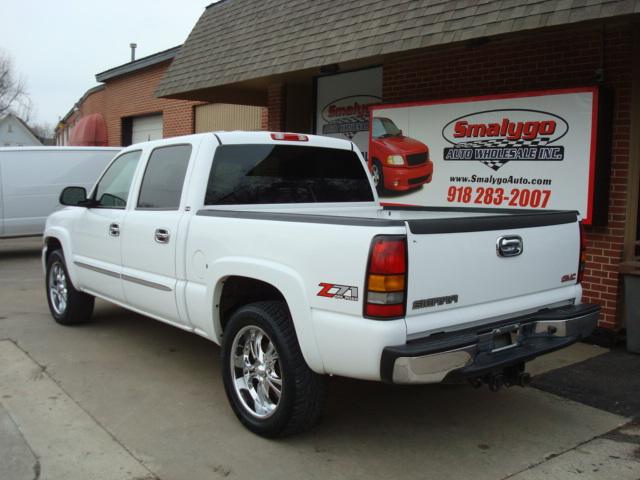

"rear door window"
[204,144,374,205]
[137,144,192,210]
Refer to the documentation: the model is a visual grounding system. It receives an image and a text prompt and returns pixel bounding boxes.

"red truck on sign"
[368,117,434,193]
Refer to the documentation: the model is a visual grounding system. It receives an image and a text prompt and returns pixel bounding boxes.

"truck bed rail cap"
[196,209,405,227]
[407,210,578,234]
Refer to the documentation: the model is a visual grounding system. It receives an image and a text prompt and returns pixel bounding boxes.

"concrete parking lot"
[1,238,639,480]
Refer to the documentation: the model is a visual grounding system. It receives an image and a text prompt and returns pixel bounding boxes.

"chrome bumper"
[381,303,599,384]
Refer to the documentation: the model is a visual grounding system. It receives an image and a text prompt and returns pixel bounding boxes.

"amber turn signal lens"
[367,274,405,292]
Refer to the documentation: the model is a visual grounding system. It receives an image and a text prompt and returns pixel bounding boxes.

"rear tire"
[46,249,94,325]
[221,301,327,437]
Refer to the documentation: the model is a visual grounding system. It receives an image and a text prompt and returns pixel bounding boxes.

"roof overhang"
[156,0,640,101]
[161,55,385,105]
[96,45,181,83]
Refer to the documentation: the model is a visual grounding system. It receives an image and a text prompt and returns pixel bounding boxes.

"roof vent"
[130,43,137,62]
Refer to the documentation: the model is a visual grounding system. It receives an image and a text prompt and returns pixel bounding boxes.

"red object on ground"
[68,113,108,146]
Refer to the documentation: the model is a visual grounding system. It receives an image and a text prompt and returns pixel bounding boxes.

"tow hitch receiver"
[469,363,531,392]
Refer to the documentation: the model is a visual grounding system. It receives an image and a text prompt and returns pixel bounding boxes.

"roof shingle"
[156,0,640,98]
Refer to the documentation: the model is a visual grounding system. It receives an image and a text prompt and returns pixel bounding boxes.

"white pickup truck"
[43,131,599,437]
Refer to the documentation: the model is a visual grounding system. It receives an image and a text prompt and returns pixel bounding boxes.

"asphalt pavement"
[1,238,639,480]
[533,346,640,418]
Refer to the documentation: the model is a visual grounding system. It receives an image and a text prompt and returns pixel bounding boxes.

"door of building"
[132,115,163,144]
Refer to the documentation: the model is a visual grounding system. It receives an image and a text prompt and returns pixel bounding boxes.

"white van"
[0,147,120,238]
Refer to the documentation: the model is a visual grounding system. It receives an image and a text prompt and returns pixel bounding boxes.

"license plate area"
[490,324,520,353]
[477,323,523,353]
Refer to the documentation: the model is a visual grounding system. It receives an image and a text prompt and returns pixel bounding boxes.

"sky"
[1,0,213,128]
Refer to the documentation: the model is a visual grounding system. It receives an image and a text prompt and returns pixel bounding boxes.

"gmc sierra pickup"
[43,131,599,437]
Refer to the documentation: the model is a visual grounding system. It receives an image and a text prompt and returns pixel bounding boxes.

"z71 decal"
[317,283,359,301]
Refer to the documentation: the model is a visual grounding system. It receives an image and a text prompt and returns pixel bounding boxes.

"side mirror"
[398,129,403,136]
[59,186,88,206]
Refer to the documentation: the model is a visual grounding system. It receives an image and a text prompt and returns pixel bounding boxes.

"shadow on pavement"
[532,346,640,419]
[0,238,42,260]
[0,249,41,261]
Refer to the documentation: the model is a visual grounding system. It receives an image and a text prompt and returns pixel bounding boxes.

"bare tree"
[0,50,31,119]
[30,122,54,142]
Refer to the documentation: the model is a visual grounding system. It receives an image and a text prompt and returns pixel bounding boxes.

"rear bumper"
[380,303,599,384]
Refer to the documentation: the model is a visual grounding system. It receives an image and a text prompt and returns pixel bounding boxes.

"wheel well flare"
[219,276,286,332]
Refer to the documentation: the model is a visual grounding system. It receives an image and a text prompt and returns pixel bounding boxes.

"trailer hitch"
[468,363,531,392]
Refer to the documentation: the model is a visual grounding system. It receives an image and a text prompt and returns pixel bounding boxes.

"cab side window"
[94,150,142,208]
[137,144,192,210]
[371,118,384,138]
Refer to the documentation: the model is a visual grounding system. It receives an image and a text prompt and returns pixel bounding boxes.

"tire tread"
[260,301,327,436]
[46,250,94,325]
[222,301,327,437]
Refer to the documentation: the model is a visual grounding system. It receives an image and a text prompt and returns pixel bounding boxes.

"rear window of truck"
[204,144,374,205]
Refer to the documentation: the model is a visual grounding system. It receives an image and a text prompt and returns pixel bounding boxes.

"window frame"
[135,143,193,212]
[203,143,376,206]
[90,149,143,210]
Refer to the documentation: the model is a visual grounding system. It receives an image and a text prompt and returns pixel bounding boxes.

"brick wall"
[57,89,105,144]
[267,83,286,131]
[78,88,105,118]
[62,62,201,146]
[383,20,635,329]
[101,61,202,146]
[68,61,268,145]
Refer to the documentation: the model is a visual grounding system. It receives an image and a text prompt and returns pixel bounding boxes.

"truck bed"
[198,204,581,338]
[198,204,577,233]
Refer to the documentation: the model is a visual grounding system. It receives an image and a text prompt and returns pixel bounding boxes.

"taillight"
[364,235,407,319]
[578,221,587,283]
[270,132,309,141]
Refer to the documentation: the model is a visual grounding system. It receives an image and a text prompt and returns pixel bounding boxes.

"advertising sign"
[369,88,599,223]
[316,67,382,160]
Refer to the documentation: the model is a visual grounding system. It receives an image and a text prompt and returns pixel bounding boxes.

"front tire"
[371,159,385,195]
[46,249,94,325]
[221,301,327,437]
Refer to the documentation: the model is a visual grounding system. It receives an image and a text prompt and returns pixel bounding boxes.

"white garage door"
[132,115,163,144]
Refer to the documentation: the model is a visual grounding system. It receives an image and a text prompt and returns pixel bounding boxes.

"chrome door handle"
[155,228,170,244]
[109,223,120,237]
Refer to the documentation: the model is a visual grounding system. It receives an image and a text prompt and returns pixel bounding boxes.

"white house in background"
[0,114,42,146]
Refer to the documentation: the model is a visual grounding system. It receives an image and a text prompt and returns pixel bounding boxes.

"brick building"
[56,46,266,147]
[156,0,640,338]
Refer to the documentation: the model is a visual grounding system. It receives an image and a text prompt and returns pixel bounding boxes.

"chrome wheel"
[48,262,68,316]
[371,164,380,186]
[230,325,283,419]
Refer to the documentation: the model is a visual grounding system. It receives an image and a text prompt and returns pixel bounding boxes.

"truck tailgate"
[403,211,581,336]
